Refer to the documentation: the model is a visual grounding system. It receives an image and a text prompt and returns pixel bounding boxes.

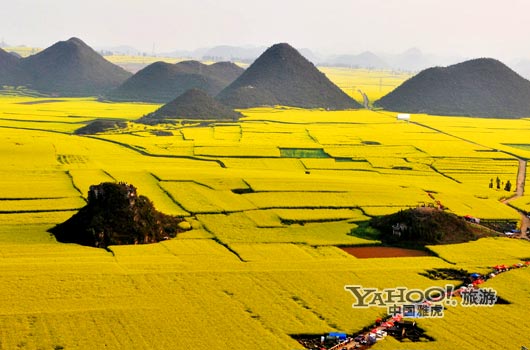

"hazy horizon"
[2,0,529,61]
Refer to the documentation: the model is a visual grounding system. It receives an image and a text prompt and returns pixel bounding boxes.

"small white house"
[397,113,411,121]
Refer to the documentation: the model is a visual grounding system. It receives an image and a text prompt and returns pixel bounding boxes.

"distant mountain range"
[157,45,464,72]
[7,39,530,79]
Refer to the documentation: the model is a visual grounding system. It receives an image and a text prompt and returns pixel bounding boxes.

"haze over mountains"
[375,58,530,118]
[5,38,530,79]
[107,60,243,103]
[3,36,530,119]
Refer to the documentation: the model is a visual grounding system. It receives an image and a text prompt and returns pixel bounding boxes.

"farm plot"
[427,237,530,266]
[432,157,518,188]
[197,212,374,245]
[0,197,85,213]
[272,208,368,223]
[301,158,375,171]
[430,191,519,219]
[230,243,353,262]
[194,145,281,157]
[160,181,256,213]
[0,170,80,199]
[105,170,190,216]
[509,194,530,213]
[96,133,195,157]
[413,114,530,159]
[241,187,427,209]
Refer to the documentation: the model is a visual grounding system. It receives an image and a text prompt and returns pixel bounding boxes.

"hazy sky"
[2,0,529,60]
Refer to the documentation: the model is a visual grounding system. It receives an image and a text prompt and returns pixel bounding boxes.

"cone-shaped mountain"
[0,47,24,85]
[217,43,361,109]
[141,88,241,124]
[18,37,131,96]
[108,60,244,103]
[375,58,530,118]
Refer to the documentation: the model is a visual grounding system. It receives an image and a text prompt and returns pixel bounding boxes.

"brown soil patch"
[341,246,433,258]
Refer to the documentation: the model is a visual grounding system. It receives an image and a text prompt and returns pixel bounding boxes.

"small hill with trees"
[375,58,530,118]
[107,60,244,103]
[74,120,128,135]
[49,182,185,248]
[139,88,242,124]
[368,208,482,245]
[217,43,361,109]
[17,37,131,96]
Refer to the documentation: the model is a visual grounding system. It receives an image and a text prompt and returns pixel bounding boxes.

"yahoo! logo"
[344,285,455,308]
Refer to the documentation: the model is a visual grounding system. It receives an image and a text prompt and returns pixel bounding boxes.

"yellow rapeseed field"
[0,89,529,350]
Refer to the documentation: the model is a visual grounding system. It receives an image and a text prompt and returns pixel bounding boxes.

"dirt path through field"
[502,159,528,238]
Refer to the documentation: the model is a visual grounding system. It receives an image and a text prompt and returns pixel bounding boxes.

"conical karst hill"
[18,37,131,95]
[0,47,24,85]
[375,58,530,118]
[217,43,361,110]
[107,60,244,103]
[140,88,242,124]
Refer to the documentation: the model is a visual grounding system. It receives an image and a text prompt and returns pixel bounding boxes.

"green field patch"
[279,148,329,158]
[301,158,374,171]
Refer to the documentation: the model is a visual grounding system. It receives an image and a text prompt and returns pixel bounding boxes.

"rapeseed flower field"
[0,87,529,349]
